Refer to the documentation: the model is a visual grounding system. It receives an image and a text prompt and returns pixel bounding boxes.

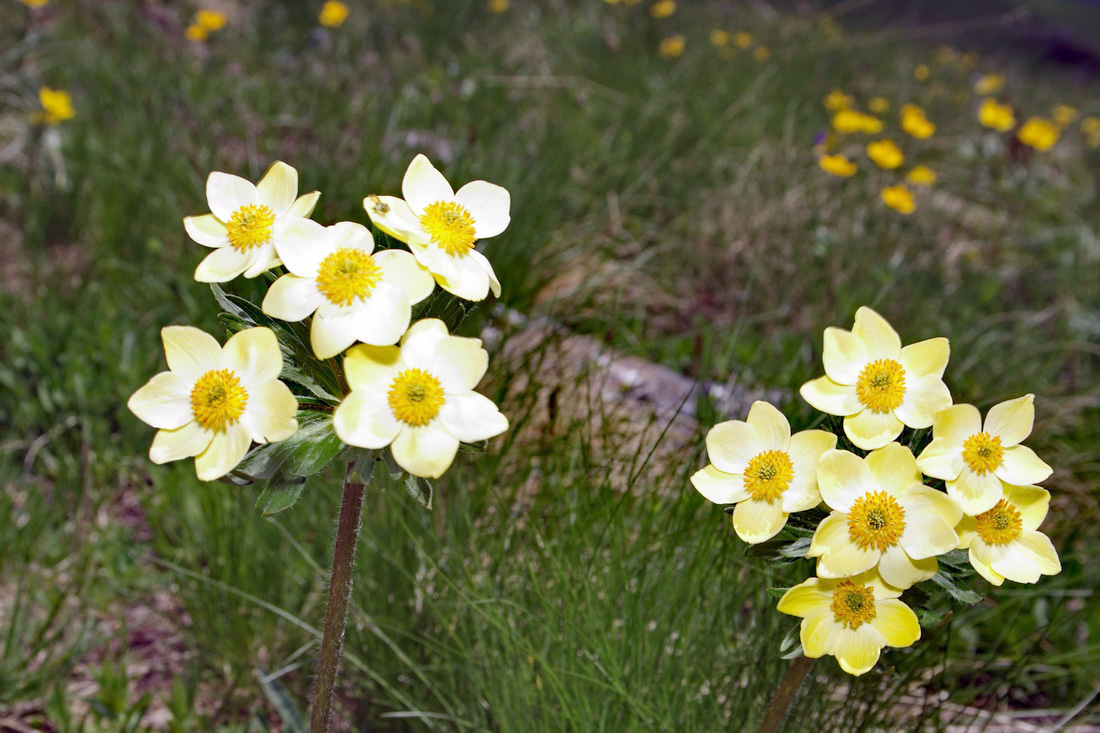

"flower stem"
[755,655,814,733]
[310,460,366,732]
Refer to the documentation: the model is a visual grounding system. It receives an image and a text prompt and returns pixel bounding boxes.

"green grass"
[2,0,1099,729]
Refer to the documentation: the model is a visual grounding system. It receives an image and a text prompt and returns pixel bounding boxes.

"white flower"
[128,326,298,480]
[262,220,435,359]
[363,154,509,301]
[333,319,508,478]
[183,161,320,282]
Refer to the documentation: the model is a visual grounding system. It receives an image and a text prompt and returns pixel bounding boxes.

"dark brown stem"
[310,461,366,732]
[755,655,814,733]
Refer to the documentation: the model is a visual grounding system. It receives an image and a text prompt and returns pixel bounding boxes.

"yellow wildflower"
[956,485,1061,587]
[979,98,1015,132]
[1082,116,1100,148]
[37,87,75,125]
[900,104,935,139]
[709,29,730,47]
[866,139,904,169]
[185,24,209,42]
[973,73,1004,96]
[913,64,930,82]
[733,32,752,49]
[753,46,770,61]
[906,165,936,186]
[658,35,685,59]
[819,154,857,178]
[195,9,227,31]
[824,89,853,111]
[881,184,915,214]
[319,0,350,26]
[19,0,49,7]
[833,110,882,135]
[869,97,890,114]
[1052,104,1077,127]
[650,0,675,18]
[1018,118,1060,151]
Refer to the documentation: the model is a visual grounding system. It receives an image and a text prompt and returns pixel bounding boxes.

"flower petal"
[799,611,836,659]
[430,250,492,301]
[705,420,762,475]
[1003,484,1050,532]
[817,449,873,511]
[690,465,749,505]
[242,244,279,279]
[782,430,836,512]
[956,515,977,549]
[745,401,790,452]
[256,161,298,216]
[150,421,213,464]
[904,484,962,526]
[852,306,901,360]
[996,445,1052,485]
[194,422,252,481]
[898,493,959,560]
[471,249,502,298]
[894,375,951,429]
[183,214,229,247]
[438,391,508,443]
[877,544,937,589]
[206,172,257,222]
[866,442,922,498]
[241,380,298,444]
[732,498,788,544]
[343,344,402,391]
[833,626,884,676]
[899,337,949,379]
[333,389,401,449]
[162,325,222,380]
[933,403,982,446]
[391,424,460,479]
[403,154,454,215]
[128,372,194,429]
[400,318,450,367]
[777,578,830,618]
[871,598,921,647]
[364,195,430,245]
[800,377,861,416]
[431,336,489,393]
[915,437,964,481]
[1015,531,1061,577]
[454,180,511,239]
[311,311,359,360]
[969,542,1003,585]
[374,249,435,304]
[274,218,332,277]
[822,327,869,384]
[288,191,321,219]
[194,245,255,283]
[223,327,283,383]
[809,513,881,578]
[844,409,903,450]
[984,394,1034,446]
[989,541,1042,584]
[262,275,322,322]
[947,469,1004,515]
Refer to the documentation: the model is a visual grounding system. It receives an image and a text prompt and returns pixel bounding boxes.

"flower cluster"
[129,157,510,508]
[692,307,1061,675]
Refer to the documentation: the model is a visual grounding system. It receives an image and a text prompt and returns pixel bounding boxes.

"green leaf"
[930,570,983,605]
[235,411,344,482]
[255,667,306,733]
[766,586,790,599]
[916,607,953,629]
[404,474,433,509]
[255,476,307,516]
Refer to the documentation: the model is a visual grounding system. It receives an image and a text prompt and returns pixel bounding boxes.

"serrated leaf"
[235,411,344,482]
[930,570,983,605]
[211,283,251,321]
[256,477,307,516]
[404,474,433,509]
[916,607,952,629]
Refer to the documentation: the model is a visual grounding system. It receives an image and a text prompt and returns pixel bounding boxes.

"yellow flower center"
[961,432,1004,475]
[420,201,477,256]
[846,490,906,551]
[387,368,446,427]
[190,369,248,431]
[315,248,382,306]
[974,500,1023,545]
[226,204,276,252]
[829,580,877,629]
[855,358,907,413]
[743,450,795,502]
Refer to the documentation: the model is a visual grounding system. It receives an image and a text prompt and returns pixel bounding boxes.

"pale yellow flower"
[819,154,857,178]
[913,64,930,82]
[906,165,936,186]
[19,0,50,8]
[866,139,904,169]
[319,0,350,26]
[709,29,730,47]
[979,98,1015,132]
[973,73,1004,96]
[832,110,882,135]
[650,0,675,18]
[900,104,935,139]
[262,221,435,359]
[956,485,1061,586]
[1018,118,1060,151]
[753,46,770,62]
[333,319,508,478]
[364,154,508,301]
[1052,104,1077,127]
[37,87,74,125]
[1082,117,1100,148]
[733,31,752,49]
[658,34,685,59]
[881,185,915,214]
[824,90,854,112]
[777,570,920,676]
[195,9,227,31]
[807,445,961,588]
[800,307,952,450]
[184,162,321,282]
[128,326,298,481]
[916,395,1052,515]
[691,402,836,544]
[185,24,209,42]
[868,97,890,114]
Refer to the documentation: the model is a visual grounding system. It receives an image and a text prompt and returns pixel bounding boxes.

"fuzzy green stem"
[310,461,366,732]
[755,655,814,733]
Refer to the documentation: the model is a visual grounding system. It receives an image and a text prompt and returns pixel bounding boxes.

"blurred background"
[2,0,1099,730]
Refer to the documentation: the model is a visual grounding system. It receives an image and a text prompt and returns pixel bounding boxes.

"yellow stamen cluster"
[975,500,1023,545]
[961,432,1004,475]
[830,580,877,629]
[847,490,906,551]
[388,368,445,426]
[190,368,248,431]
[316,248,382,306]
[855,359,907,413]
[226,204,276,252]
[421,201,477,256]
[743,450,794,501]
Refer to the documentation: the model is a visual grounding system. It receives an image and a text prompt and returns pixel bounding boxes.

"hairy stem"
[310,461,366,732]
[756,655,814,733]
